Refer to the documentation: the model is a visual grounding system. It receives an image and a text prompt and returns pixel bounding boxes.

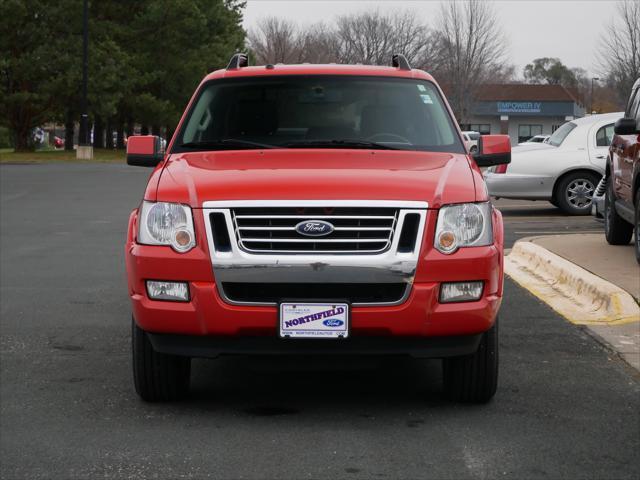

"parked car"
[461,130,480,153]
[485,112,623,215]
[518,134,549,145]
[602,78,640,262]
[124,53,511,403]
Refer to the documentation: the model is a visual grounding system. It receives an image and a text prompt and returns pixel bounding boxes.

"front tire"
[132,318,191,402]
[555,171,599,215]
[604,178,633,245]
[443,318,498,403]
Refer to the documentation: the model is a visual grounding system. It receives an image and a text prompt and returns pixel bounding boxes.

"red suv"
[125,54,511,403]
[604,77,640,262]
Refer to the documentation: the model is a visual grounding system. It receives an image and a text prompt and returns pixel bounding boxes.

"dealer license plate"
[279,302,349,339]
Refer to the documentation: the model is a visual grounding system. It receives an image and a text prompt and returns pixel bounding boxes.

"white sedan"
[485,112,623,215]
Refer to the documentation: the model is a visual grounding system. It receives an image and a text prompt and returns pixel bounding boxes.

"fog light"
[440,281,483,303]
[146,281,189,302]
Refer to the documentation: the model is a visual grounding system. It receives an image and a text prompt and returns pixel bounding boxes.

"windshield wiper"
[179,139,280,150]
[284,139,402,150]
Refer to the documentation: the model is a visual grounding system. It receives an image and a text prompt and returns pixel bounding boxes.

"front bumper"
[125,206,503,342]
[129,274,501,337]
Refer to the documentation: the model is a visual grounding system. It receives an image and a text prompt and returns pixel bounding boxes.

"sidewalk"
[531,234,639,301]
[506,234,640,371]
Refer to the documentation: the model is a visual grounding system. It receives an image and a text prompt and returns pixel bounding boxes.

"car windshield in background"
[547,122,576,147]
[172,76,465,154]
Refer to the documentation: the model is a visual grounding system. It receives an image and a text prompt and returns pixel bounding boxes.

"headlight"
[434,202,492,254]
[138,201,196,253]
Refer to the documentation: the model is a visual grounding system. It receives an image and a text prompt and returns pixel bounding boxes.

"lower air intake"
[221,282,408,305]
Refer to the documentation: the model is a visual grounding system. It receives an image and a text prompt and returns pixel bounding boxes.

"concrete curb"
[504,241,640,326]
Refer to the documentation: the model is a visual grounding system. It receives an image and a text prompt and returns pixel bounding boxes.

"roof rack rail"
[227,53,249,70]
[392,54,411,71]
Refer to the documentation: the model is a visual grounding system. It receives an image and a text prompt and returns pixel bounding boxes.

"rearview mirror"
[472,135,511,167]
[613,117,639,135]
[126,135,164,167]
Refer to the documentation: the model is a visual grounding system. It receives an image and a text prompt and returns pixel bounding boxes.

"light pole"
[590,77,600,115]
[77,0,93,159]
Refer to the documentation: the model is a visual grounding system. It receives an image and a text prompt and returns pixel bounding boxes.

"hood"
[153,149,478,208]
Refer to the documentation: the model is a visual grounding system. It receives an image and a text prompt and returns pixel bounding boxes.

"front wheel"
[132,317,191,402]
[443,318,498,403]
[604,178,633,245]
[555,171,599,215]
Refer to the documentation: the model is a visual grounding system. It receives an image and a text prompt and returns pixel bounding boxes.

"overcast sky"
[243,0,618,78]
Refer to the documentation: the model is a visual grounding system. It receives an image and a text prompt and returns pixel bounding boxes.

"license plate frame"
[279,301,350,339]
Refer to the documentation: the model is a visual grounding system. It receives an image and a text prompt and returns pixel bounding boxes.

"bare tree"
[431,0,508,122]
[297,23,342,64]
[597,0,640,103]
[248,11,435,68]
[247,17,303,64]
[334,11,433,67]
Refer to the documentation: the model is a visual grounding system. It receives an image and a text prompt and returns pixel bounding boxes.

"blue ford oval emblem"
[295,220,334,237]
[323,319,344,327]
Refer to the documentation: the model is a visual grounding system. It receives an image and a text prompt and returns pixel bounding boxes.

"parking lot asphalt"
[492,198,606,248]
[1,164,639,479]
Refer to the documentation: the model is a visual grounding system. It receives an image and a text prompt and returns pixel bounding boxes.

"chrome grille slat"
[234,215,397,220]
[237,226,393,231]
[232,206,399,254]
[240,238,391,243]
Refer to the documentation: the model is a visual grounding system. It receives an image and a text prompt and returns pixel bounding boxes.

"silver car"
[485,112,623,215]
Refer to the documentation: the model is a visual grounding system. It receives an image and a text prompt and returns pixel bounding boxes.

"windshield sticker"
[420,94,433,104]
[417,84,427,92]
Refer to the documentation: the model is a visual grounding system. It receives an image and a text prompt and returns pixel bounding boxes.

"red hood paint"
[152,149,481,208]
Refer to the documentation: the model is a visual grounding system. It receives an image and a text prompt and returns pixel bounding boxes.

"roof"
[571,111,623,126]
[474,84,580,103]
[204,64,435,83]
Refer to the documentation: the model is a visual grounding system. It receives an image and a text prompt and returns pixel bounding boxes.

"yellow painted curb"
[505,241,640,326]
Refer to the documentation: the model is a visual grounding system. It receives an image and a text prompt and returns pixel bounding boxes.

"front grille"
[231,207,398,254]
[221,282,408,304]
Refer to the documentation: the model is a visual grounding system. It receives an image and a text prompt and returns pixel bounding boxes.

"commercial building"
[460,84,585,145]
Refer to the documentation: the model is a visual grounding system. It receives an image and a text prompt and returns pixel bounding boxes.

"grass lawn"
[0,148,126,164]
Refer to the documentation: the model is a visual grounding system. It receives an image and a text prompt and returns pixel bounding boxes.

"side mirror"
[126,135,164,167]
[472,134,511,167]
[613,117,639,135]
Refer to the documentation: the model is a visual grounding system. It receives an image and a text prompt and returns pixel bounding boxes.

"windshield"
[172,76,465,153]
[547,122,576,147]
